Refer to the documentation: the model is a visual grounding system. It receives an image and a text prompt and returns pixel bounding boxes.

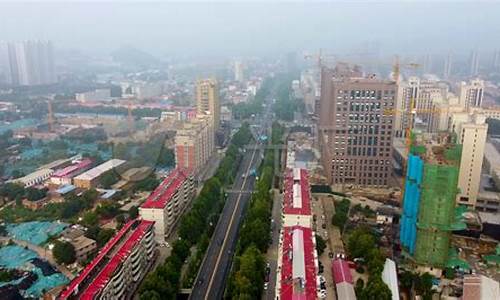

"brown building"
[318,66,397,187]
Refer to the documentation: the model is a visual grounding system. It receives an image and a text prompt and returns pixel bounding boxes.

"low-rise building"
[59,219,155,300]
[11,168,54,187]
[276,225,319,300]
[332,258,356,300]
[50,158,93,186]
[73,159,126,189]
[462,274,499,300]
[139,168,195,243]
[381,258,399,300]
[75,89,111,102]
[282,168,312,228]
[68,235,96,262]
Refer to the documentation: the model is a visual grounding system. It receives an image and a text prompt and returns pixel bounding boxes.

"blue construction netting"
[6,221,68,245]
[399,154,424,255]
[0,245,68,298]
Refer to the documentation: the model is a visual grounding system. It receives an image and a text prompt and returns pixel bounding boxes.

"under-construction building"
[400,133,462,267]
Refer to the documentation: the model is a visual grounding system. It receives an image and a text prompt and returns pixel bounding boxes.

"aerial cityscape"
[0,1,499,300]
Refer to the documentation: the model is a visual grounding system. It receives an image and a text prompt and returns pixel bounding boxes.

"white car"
[319,290,327,299]
[264,282,269,290]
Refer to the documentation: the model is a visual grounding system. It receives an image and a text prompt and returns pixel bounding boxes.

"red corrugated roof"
[52,159,92,178]
[59,220,136,299]
[280,226,317,300]
[140,168,189,209]
[79,220,154,299]
[283,169,312,216]
[332,259,353,284]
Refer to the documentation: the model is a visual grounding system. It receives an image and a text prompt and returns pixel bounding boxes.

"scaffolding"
[414,163,459,267]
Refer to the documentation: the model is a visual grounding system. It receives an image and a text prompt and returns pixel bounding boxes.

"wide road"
[191,104,272,300]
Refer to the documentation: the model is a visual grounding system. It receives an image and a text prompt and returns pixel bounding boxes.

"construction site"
[400,132,465,268]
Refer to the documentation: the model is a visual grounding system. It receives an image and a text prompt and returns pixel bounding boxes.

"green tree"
[315,234,327,256]
[361,276,392,300]
[53,241,76,265]
[100,172,119,188]
[129,205,139,219]
[415,273,435,300]
[81,211,98,227]
[96,228,115,247]
[347,228,376,259]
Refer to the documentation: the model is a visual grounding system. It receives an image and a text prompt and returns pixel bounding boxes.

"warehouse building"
[73,159,126,189]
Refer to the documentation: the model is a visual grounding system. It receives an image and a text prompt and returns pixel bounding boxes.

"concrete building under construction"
[400,133,464,267]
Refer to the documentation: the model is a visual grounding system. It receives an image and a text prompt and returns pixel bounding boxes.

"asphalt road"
[190,104,272,300]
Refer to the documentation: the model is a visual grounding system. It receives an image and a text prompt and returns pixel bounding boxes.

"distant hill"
[111,46,160,67]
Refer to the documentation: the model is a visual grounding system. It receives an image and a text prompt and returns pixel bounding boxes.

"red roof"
[332,259,353,284]
[51,159,92,178]
[283,169,312,216]
[280,226,317,300]
[141,168,189,209]
[59,220,137,299]
[79,220,154,299]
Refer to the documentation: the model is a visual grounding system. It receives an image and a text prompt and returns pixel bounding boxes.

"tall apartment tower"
[6,40,56,86]
[469,50,480,77]
[494,50,500,70]
[459,79,484,110]
[443,52,452,79]
[234,61,244,82]
[318,66,397,187]
[0,42,10,84]
[196,78,220,131]
[453,114,488,208]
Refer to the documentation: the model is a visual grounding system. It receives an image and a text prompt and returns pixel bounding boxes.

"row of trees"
[272,75,304,121]
[226,122,283,299]
[138,124,254,299]
[347,227,392,300]
[332,198,351,228]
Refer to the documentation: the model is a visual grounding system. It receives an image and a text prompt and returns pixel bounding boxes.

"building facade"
[174,115,214,174]
[459,79,484,110]
[73,159,126,189]
[59,219,156,300]
[196,78,220,131]
[139,168,195,243]
[319,66,397,187]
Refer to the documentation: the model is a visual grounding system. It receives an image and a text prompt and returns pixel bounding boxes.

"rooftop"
[59,219,139,299]
[283,168,312,216]
[280,226,317,300]
[73,159,126,181]
[51,159,92,178]
[140,168,189,209]
[79,220,154,299]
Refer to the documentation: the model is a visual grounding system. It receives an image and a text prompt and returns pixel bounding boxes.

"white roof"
[293,183,302,209]
[336,282,357,300]
[292,228,305,279]
[12,168,53,184]
[382,258,400,300]
[74,159,125,181]
[293,168,301,181]
[481,275,500,300]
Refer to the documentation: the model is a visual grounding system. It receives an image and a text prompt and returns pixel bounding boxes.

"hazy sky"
[0,1,499,58]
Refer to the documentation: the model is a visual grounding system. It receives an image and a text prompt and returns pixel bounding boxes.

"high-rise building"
[234,61,244,82]
[450,113,488,208]
[443,52,452,79]
[395,77,449,136]
[5,40,56,86]
[196,78,220,131]
[494,50,500,70]
[459,79,484,110]
[318,66,397,187]
[470,50,480,77]
[0,41,10,84]
[399,133,461,267]
[174,115,215,174]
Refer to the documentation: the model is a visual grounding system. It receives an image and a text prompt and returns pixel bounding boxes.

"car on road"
[264,282,269,290]
[321,223,326,229]
[319,290,327,299]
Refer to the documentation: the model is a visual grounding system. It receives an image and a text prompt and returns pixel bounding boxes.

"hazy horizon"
[1,1,499,58]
